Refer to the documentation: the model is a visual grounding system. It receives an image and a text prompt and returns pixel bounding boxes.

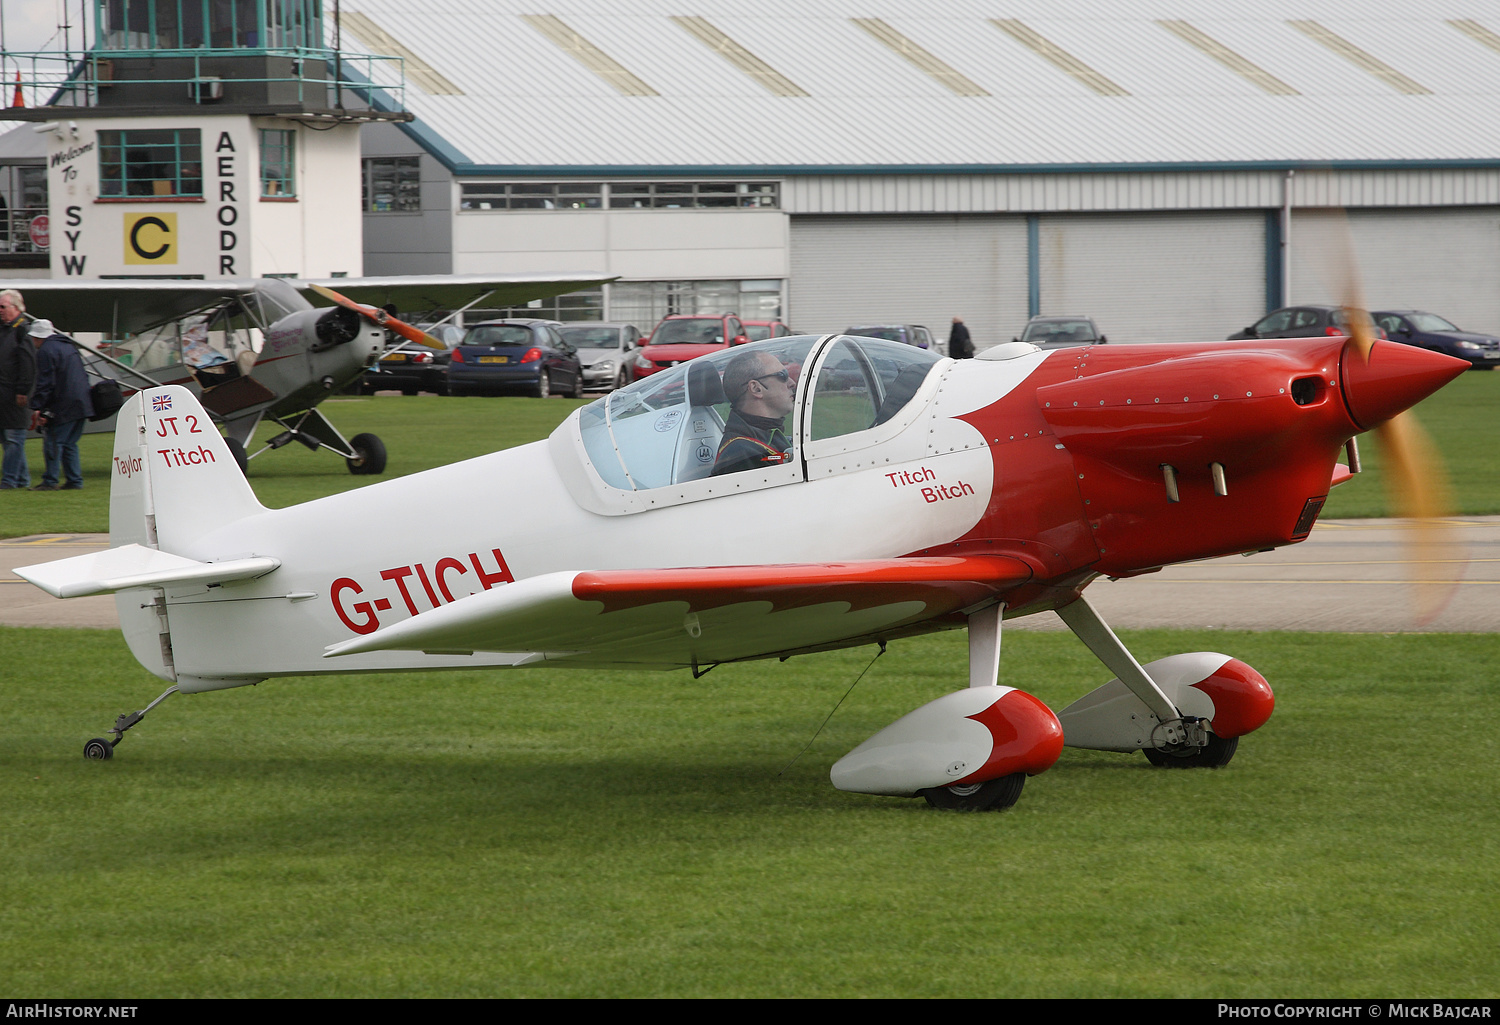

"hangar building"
[5,1,1500,348]
[340,0,1500,345]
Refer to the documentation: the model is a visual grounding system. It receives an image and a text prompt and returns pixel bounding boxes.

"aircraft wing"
[9,279,259,335]
[298,273,617,313]
[324,556,1033,669]
[8,273,616,335]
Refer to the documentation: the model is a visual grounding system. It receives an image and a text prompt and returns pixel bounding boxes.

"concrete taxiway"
[2,519,1498,633]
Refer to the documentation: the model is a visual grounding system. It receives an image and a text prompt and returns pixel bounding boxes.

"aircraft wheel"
[534,372,552,399]
[346,433,387,475]
[224,438,249,476]
[1143,733,1238,769]
[920,772,1025,812]
[83,737,115,761]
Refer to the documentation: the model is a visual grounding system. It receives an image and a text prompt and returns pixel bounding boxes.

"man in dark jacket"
[948,317,974,359]
[712,349,794,477]
[28,318,93,490]
[0,288,36,489]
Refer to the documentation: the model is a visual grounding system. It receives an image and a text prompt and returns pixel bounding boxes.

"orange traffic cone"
[10,72,22,108]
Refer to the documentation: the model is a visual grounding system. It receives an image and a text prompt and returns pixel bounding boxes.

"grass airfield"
[2,374,1498,997]
[4,627,1496,997]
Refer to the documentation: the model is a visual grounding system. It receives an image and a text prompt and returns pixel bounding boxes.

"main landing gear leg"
[83,685,180,761]
[1055,596,1208,755]
[921,602,1029,811]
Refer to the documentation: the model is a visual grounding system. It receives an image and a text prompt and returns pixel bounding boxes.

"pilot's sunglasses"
[753,368,790,385]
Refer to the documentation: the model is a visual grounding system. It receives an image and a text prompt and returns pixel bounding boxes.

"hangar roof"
[336,0,1500,173]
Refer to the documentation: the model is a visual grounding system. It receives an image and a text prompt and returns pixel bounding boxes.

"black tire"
[569,369,583,399]
[534,371,551,399]
[224,437,249,476]
[83,737,114,761]
[919,772,1026,811]
[1143,733,1238,769]
[346,433,387,475]
[614,368,629,391]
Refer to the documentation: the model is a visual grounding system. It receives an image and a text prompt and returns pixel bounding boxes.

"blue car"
[1372,310,1500,369]
[446,319,584,397]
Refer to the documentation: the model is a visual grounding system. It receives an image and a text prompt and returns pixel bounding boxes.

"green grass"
[0,370,1494,537]
[2,627,1495,997]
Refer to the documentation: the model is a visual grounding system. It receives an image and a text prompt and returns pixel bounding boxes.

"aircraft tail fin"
[110,384,266,551]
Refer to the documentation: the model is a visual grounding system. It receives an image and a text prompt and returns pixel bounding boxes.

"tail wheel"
[83,738,115,761]
[919,772,1026,811]
[346,433,387,475]
[1143,733,1238,769]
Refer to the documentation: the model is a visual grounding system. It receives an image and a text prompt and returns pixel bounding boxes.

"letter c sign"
[124,212,177,265]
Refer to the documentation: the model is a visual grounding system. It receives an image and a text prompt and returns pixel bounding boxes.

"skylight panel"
[670,15,810,98]
[521,14,658,97]
[1448,18,1500,56]
[339,11,463,96]
[851,18,989,97]
[1288,20,1432,95]
[1157,19,1298,95]
[989,19,1128,96]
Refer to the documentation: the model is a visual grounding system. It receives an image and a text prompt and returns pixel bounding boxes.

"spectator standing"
[28,319,94,491]
[0,289,35,489]
[949,316,974,359]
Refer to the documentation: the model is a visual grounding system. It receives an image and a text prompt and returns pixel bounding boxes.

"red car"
[632,313,749,379]
[742,319,793,341]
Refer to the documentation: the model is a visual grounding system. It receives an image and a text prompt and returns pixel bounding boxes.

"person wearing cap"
[28,318,93,491]
[0,288,36,489]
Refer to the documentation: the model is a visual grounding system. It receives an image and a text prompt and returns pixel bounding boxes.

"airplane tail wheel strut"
[83,685,180,761]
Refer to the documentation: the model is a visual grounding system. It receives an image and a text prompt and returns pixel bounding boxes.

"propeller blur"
[18,329,1467,810]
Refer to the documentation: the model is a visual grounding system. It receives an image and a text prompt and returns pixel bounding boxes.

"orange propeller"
[1337,246,1464,626]
[308,283,447,349]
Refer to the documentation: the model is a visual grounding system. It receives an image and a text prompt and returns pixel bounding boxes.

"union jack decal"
[152,394,172,412]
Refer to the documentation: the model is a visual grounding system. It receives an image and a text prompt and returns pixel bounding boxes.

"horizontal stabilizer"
[324,556,1032,667]
[16,543,279,599]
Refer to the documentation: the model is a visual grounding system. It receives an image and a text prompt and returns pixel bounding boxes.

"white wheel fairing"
[1055,652,1274,752]
[831,686,1063,797]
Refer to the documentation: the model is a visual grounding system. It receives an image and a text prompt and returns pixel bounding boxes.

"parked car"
[845,324,938,350]
[1228,305,1385,341]
[742,319,793,341]
[1372,310,1500,369]
[446,318,583,397]
[361,324,462,395]
[632,313,749,379]
[558,321,643,390]
[1015,316,1106,348]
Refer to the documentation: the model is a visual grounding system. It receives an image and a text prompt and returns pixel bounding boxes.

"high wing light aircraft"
[7,273,612,474]
[18,325,1467,810]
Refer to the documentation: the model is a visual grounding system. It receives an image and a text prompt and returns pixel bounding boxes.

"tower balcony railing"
[0,47,406,115]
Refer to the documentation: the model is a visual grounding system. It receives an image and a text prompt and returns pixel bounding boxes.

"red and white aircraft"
[18,325,1466,810]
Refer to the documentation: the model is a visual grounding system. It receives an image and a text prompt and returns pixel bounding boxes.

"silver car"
[558,322,643,391]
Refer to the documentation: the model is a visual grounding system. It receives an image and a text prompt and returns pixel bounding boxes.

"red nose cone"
[1341,340,1468,431]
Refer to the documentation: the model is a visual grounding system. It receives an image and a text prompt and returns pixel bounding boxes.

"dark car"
[844,325,938,350]
[1372,310,1500,369]
[447,318,583,397]
[558,321,642,391]
[1014,316,1106,348]
[1228,305,1385,341]
[632,313,749,380]
[361,324,462,395]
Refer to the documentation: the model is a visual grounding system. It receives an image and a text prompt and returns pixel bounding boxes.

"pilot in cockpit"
[712,349,796,476]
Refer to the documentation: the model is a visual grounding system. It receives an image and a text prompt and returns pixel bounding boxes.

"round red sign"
[28,214,49,251]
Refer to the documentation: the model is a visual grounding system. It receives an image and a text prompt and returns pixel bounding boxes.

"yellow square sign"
[124,212,178,265]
